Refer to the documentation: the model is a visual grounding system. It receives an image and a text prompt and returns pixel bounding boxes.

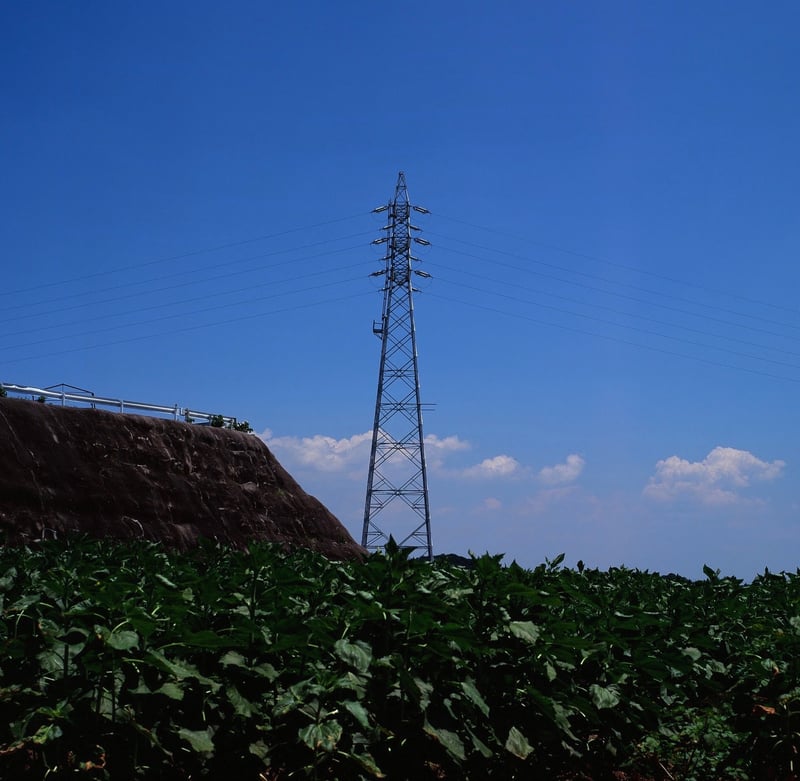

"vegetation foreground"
[0,539,798,780]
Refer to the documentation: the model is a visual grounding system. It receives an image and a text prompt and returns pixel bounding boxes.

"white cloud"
[260,430,471,475]
[644,446,785,505]
[538,454,585,486]
[462,454,521,479]
[425,434,471,452]
[424,434,471,469]
[261,430,372,473]
[522,486,578,515]
[483,497,503,511]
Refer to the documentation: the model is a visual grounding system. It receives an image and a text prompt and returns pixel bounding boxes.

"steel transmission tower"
[362,172,433,560]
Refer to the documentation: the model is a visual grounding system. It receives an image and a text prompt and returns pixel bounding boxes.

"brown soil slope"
[0,397,363,560]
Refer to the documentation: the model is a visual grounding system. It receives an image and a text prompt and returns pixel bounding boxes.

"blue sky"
[3,2,800,577]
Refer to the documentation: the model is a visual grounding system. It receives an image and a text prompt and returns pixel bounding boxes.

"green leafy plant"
[1,539,800,778]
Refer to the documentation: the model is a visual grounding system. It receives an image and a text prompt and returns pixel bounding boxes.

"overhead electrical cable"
[427,291,800,386]
[428,231,800,334]
[1,274,369,357]
[431,210,800,319]
[432,274,800,372]
[4,290,374,367]
[426,259,800,360]
[0,249,368,339]
[1,211,370,299]
[3,229,375,318]
[430,241,800,343]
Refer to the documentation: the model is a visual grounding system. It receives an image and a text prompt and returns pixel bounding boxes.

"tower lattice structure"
[362,172,433,560]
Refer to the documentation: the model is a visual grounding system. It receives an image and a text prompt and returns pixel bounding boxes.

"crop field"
[0,538,798,780]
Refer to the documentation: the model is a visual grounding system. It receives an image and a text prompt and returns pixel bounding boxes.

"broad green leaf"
[509,620,541,645]
[589,683,621,710]
[0,568,17,592]
[505,726,534,759]
[334,638,372,673]
[551,702,580,741]
[273,689,299,717]
[37,644,84,674]
[156,682,184,701]
[468,727,494,758]
[344,699,371,729]
[37,649,65,674]
[253,661,279,680]
[220,650,247,668]
[298,720,342,752]
[349,751,386,778]
[337,671,367,697]
[682,646,702,661]
[226,685,256,718]
[11,593,39,611]
[248,740,269,760]
[414,677,434,710]
[31,723,63,745]
[145,650,221,691]
[179,727,214,755]
[107,629,139,651]
[460,679,490,717]
[424,722,465,761]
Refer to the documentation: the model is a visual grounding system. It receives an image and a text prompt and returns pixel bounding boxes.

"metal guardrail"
[0,383,237,427]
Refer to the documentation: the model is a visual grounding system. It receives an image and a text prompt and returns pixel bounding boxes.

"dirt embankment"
[0,397,363,560]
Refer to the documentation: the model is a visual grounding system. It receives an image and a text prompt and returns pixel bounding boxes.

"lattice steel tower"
[362,172,433,560]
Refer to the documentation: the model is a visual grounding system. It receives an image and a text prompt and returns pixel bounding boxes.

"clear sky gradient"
[3,2,799,577]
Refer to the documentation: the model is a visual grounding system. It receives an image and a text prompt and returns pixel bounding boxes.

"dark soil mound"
[0,397,363,560]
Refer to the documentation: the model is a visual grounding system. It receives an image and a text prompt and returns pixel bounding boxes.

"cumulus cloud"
[261,430,372,473]
[260,430,471,475]
[424,434,471,469]
[425,434,470,452]
[462,454,521,479]
[523,486,578,515]
[483,497,503,510]
[538,454,585,486]
[644,446,785,505]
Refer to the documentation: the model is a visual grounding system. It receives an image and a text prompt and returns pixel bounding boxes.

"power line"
[0,248,368,340]
[427,259,800,360]
[433,274,800,372]
[1,229,375,320]
[2,211,370,299]
[428,231,800,334]
[427,291,800,385]
[431,210,800,319]
[430,240,800,343]
[0,270,369,355]
[3,289,374,367]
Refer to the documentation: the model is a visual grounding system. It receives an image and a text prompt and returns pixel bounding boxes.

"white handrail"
[0,383,237,427]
